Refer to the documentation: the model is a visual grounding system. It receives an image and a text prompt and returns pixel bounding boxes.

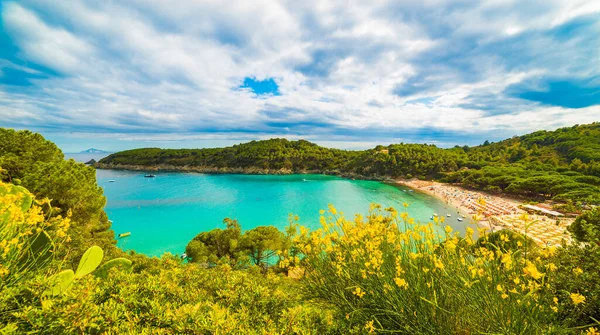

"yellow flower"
[585,327,599,335]
[496,284,503,292]
[434,258,444,270]
[547,263,557,272]
[365,320,375,334]
[353,287,366,298]
[551,306,558,313]
[501,293,509,299]
[445,225,453,234]
[394,277,408,289]
[573,267,583,275]
[570,293,585,305]
[523,261,544,280]
[553,297,558,305]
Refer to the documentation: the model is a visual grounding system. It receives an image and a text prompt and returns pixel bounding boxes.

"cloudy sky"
[0,0,599,152]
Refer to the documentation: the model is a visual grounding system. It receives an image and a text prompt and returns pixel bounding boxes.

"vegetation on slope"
[2,128,600,333]
[0,129,117,264]
[2,183,600,333]
[98,123,600,204]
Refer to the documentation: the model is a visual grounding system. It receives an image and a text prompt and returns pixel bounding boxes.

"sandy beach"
[397,179,574,246]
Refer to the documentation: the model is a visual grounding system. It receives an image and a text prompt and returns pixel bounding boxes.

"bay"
[95,169,472,256]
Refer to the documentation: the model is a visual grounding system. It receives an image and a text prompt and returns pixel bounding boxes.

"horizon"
[1,1,599,152]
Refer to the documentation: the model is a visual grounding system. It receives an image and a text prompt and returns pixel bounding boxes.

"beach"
[397,179,574,246]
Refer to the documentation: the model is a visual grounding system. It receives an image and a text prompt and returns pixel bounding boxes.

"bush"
[294,204,591,334]
[568,208,600,243]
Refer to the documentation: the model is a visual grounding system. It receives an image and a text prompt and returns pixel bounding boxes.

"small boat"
[457,218,464,222]
[433,213,438,217]
[108,180,115,183]
[144,174,156,178]
[118,232,131,238]
[108,220,113,223]
[447,214,451,217]
[430,216,434,220]
[408,190,414,192]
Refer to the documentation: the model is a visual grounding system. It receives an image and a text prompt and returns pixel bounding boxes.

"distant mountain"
[80,148,108,154]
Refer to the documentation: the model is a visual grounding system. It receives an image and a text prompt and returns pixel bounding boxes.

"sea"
[66,153,472,256]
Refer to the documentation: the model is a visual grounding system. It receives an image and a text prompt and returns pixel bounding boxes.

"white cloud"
[0,0,598,149]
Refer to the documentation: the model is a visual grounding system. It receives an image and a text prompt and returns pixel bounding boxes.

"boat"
[144,174,156,178]
[118,232,131,238]
[447,214,451,217]
[433,213,438,217]
[430,216,434,220]
[108,180,115,183]
[457,217,464,222]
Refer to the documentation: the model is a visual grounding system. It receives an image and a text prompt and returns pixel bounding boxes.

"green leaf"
[45,269,75,296]
[75,246,104,278]
[94,258,132,278]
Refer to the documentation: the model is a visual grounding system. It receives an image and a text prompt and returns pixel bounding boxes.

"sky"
[0,0,599,152]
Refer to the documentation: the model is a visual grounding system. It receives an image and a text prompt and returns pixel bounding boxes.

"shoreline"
[395,179,521,229]
[93,163,395,181]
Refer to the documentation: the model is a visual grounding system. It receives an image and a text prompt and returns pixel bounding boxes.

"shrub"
[294,204,590,334]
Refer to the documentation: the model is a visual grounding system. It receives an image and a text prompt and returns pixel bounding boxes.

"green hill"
[99,123,600,203]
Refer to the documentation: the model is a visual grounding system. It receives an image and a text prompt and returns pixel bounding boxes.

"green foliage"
[0,128,117,262]
[568,207,600,243]
[548,242,600,327]
[94,258,132,278]
[475,229,537,254]
[186,218,285,268]
[8,258,337,334]
[100,138,358,172]
[185,218,244,266]
[241,226,285,266]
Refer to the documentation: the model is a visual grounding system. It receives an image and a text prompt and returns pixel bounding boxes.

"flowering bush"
[294,204,593,334]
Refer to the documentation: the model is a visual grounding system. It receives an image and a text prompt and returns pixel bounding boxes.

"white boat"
[433,213,438,217]
[457,217,464,222]
[108,180,115,183]
[447,214,451,217]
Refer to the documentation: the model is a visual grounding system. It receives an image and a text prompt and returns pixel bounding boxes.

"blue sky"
[0,0,599,152]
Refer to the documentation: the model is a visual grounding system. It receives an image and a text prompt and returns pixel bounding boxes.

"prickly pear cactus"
[45,269,75,296]
[75,246,104,278]
[94,258,133,278]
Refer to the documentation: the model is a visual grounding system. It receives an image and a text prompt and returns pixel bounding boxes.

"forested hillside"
[0,129,118,263]
[99,123,600,204]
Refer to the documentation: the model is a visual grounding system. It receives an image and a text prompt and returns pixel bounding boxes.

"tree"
[568,208,600,243]
[240,226,284,267]
[185,218,243,266]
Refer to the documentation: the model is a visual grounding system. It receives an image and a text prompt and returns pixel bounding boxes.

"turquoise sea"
[94,169,472,256]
